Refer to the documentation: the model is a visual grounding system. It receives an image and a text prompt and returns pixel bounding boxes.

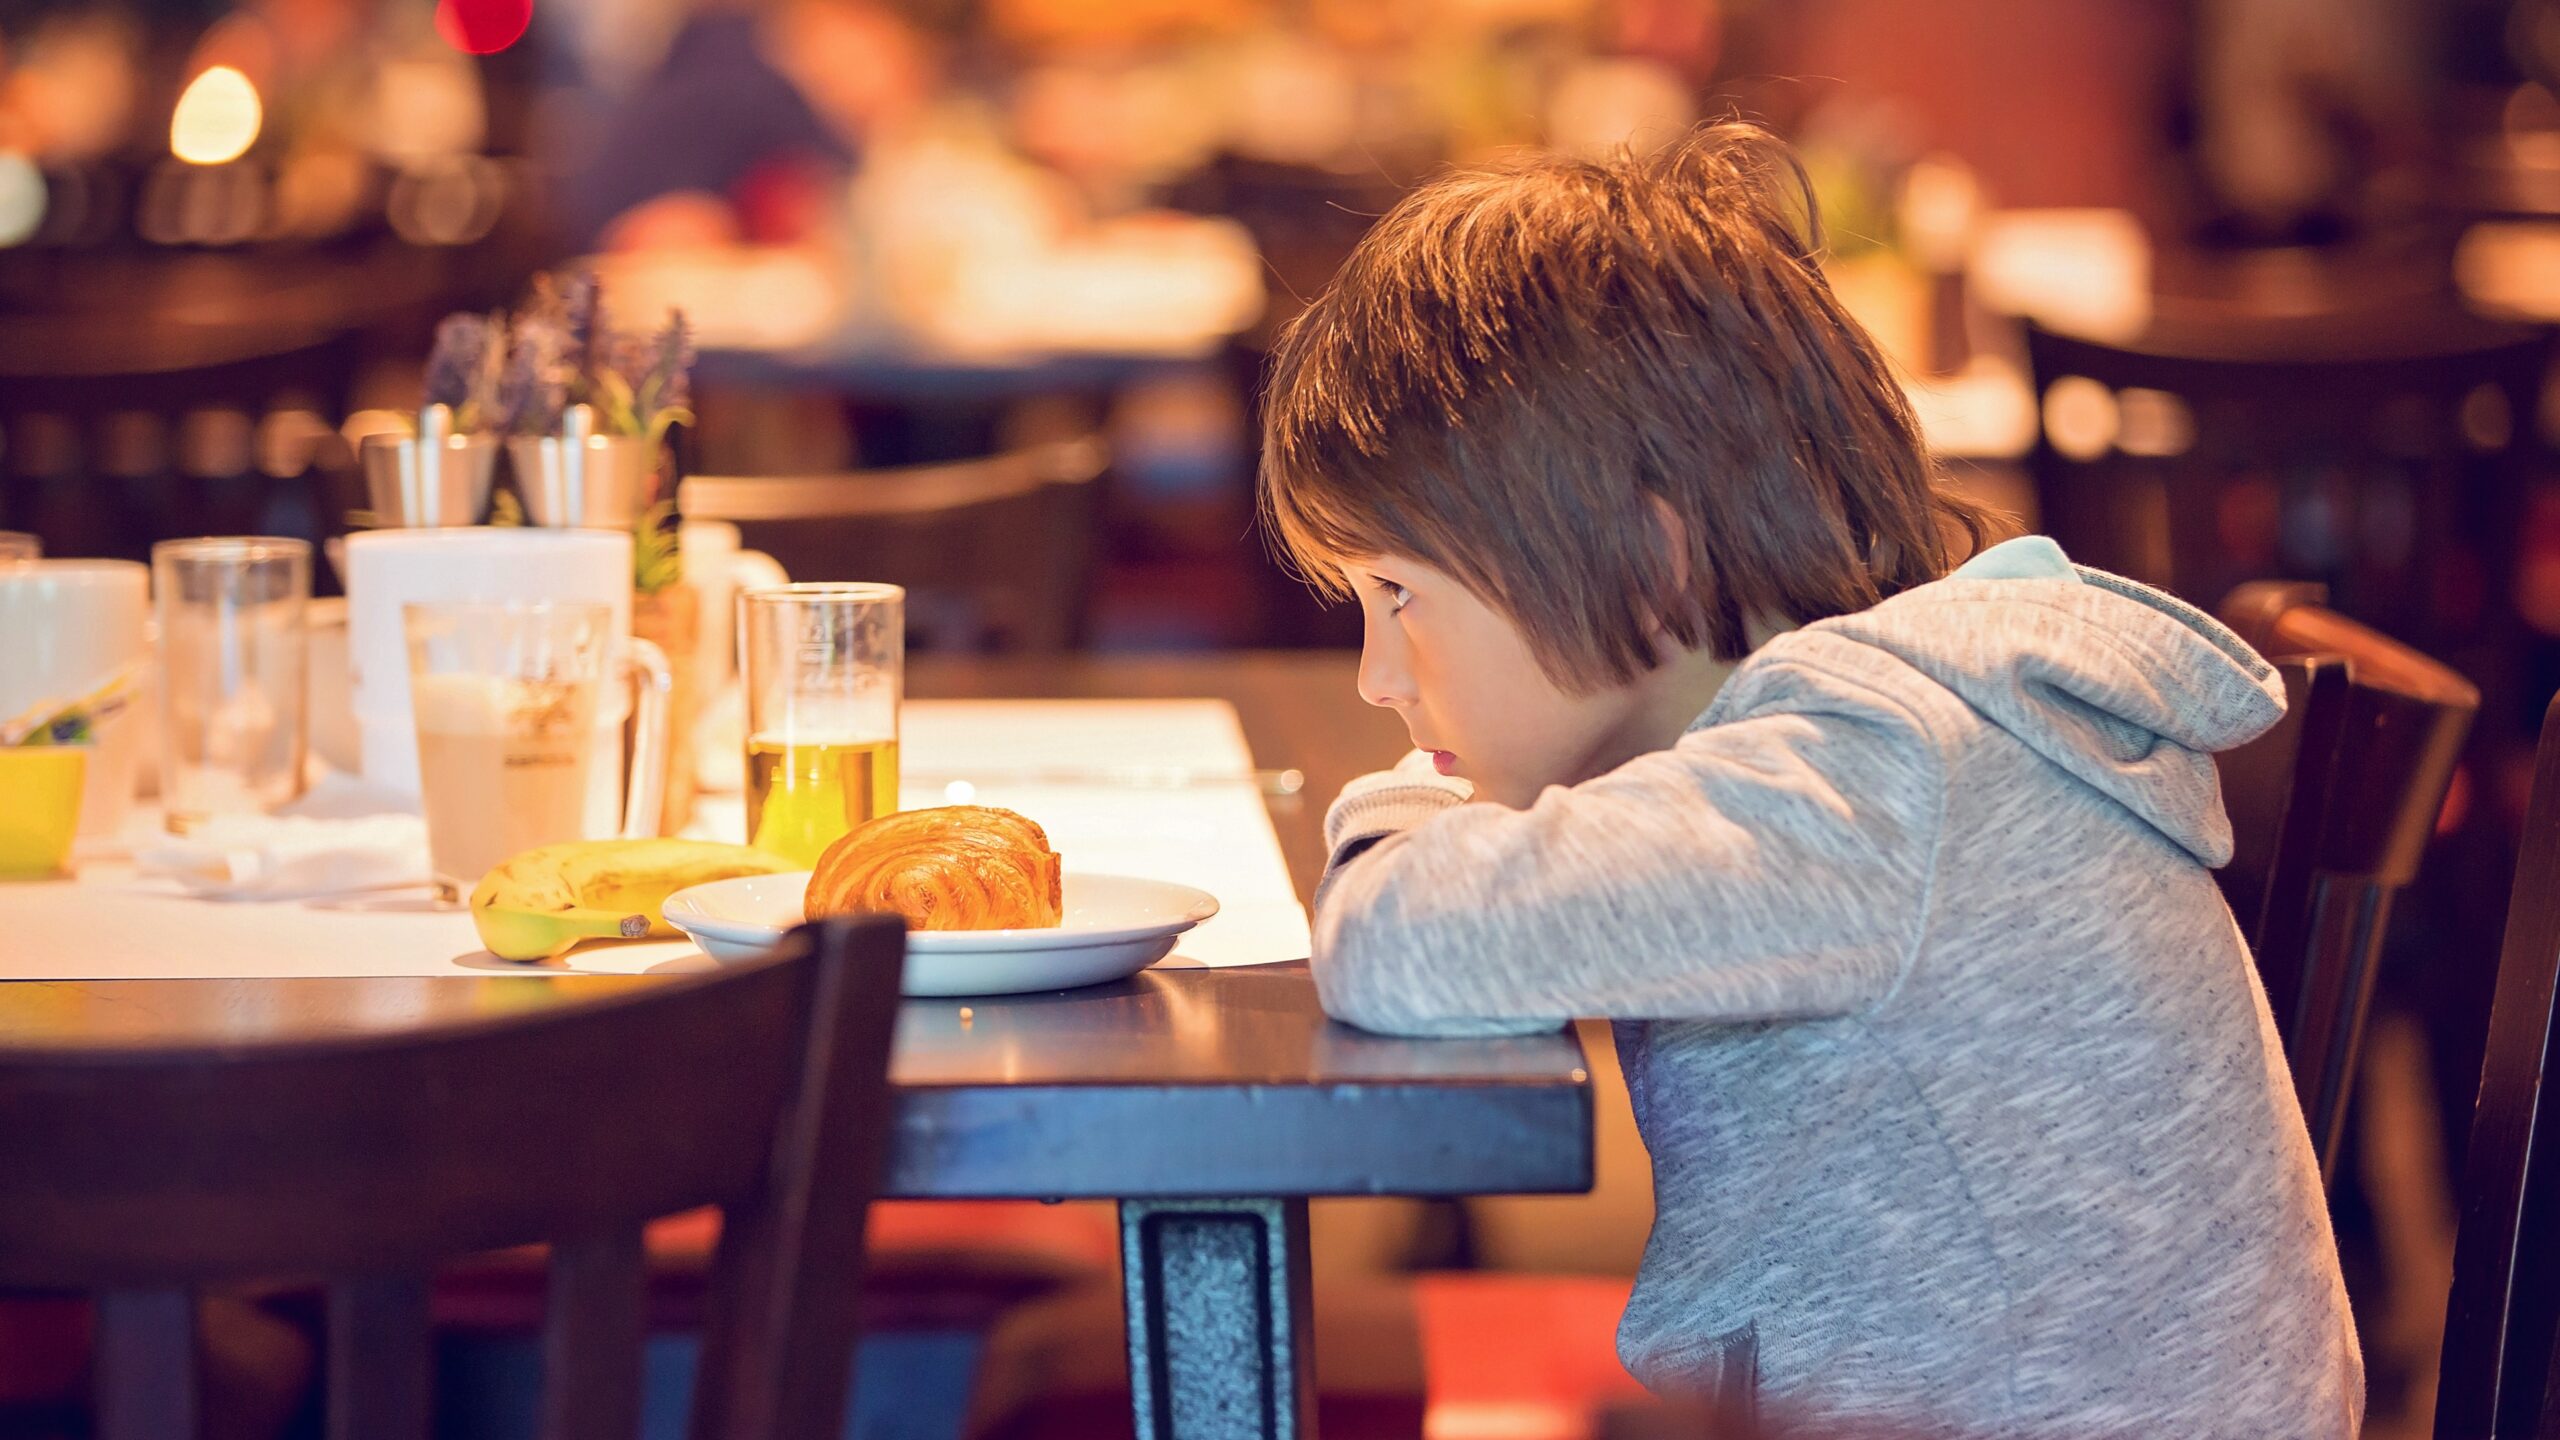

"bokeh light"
[0,154,48,247]
[435,0,534,56]
[170,66,262,165]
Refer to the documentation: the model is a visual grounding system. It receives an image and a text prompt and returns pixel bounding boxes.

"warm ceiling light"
[171,65,262,166]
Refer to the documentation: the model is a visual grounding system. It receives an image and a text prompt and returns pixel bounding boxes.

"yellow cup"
[0,748,88,878]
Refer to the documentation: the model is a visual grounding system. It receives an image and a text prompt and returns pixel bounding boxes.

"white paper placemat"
[0,700,1310,981]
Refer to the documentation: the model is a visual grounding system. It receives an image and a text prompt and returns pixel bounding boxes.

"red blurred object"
[435,0,533,55]
[433,1200,1119,1334]
[1413,1273,1647,1440]
[733,156,835,246]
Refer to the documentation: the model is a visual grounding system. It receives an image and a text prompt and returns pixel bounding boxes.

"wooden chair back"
[2439,690,2560,1439]
[0,916,907,1440]
[2215,582,2477,1182]
[679,437,1107,654]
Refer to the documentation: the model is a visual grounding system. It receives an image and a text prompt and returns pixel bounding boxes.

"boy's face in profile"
[1346,552,1652,810]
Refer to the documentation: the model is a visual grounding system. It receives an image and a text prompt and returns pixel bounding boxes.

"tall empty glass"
[405,601,671,898]
[154,537,310,830]
[740,583,903,866]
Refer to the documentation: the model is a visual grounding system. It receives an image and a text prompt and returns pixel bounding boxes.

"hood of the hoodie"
[1794,539,2284,867]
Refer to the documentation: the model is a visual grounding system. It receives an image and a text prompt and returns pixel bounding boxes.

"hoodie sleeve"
[1312,658,1948,1038]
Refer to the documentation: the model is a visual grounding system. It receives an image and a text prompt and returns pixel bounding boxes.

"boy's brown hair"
[1258,122,1999,692]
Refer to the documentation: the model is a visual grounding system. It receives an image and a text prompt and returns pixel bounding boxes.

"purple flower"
[423,313,493,411]
[499,316,571,436]
[650,310,694,416]
[561,269,602,398]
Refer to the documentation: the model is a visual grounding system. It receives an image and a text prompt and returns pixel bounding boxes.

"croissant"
[806,805,1064,931]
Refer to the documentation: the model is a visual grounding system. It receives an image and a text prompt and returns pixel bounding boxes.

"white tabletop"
[1,699,1311,981]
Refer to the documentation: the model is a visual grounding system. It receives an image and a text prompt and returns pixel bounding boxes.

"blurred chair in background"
[679,435,1109,654]
[2023,309,2548,620]
[0,331,360,564]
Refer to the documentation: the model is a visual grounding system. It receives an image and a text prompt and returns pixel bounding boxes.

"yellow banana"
[471,838,799,961]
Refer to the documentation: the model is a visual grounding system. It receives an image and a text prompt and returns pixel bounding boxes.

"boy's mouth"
[1429,750,1460,776]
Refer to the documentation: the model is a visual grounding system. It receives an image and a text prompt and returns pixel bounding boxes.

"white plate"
[661,871,1220,997]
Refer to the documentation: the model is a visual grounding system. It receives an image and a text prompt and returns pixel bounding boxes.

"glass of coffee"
[403,601,671,899]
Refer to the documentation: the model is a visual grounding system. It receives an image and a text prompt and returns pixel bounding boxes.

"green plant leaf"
[592,370,642,438]
[645,405,696,453]
[633,498,681,594]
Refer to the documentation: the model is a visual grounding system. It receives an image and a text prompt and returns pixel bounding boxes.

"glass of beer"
[739,583,903,867]
[405,601,671,899]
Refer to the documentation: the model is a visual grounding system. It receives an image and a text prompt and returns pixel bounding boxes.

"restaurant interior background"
[3,0,2558,1434]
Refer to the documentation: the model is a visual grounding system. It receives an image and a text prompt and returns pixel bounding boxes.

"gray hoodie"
[1312,542,2362,1438]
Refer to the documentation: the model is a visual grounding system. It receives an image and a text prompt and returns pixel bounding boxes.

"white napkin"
[135,813,433,900]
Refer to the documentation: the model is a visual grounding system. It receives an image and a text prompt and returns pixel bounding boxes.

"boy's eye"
[1371,579,1412,613]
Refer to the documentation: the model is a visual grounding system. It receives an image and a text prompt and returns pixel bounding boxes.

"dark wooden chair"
[2437,689,2560,1439]
[679,437,1108,654]
[0,916,906,1440]
[2215,582,2478,1183]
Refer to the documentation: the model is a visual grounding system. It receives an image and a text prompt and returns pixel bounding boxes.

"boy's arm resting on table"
[1310,671,1947,1039]
[1318,746,1477,896]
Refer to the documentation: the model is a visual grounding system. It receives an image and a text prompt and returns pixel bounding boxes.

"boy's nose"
[1357,643,1414,712]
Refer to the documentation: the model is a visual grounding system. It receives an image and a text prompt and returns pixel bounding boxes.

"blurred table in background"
[607,218,1264,407]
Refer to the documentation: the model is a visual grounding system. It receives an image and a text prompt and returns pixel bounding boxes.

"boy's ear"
[1644,493,1693,617]
[1645,493,1689,589]
[1642,494,1790,653]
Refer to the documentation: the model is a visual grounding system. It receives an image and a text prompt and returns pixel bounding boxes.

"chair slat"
[94,1288,198,1440]
[692,1196,784,1440]
[327,1274,431,1440]
[539,1226,648,1440]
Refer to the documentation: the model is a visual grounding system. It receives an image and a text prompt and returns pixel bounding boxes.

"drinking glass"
[154,537,310,831]
[739,583,903,866]
[405,601,671,898]
[0,532,38,562]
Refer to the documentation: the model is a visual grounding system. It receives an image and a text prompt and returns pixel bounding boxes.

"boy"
[1262,125,2361,1437]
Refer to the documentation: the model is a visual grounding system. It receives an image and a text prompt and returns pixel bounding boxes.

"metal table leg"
[1121,1197,1317,1440]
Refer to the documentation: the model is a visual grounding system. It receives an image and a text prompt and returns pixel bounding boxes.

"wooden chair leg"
[95,1289,198,1440]
[328,1275,431,1440]
[539,1227,647,1440]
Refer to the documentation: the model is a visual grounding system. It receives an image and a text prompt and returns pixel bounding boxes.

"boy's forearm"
[1307,702,1940,1039]
[1313,750,1473,913]
[1311,755,1563,1036]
